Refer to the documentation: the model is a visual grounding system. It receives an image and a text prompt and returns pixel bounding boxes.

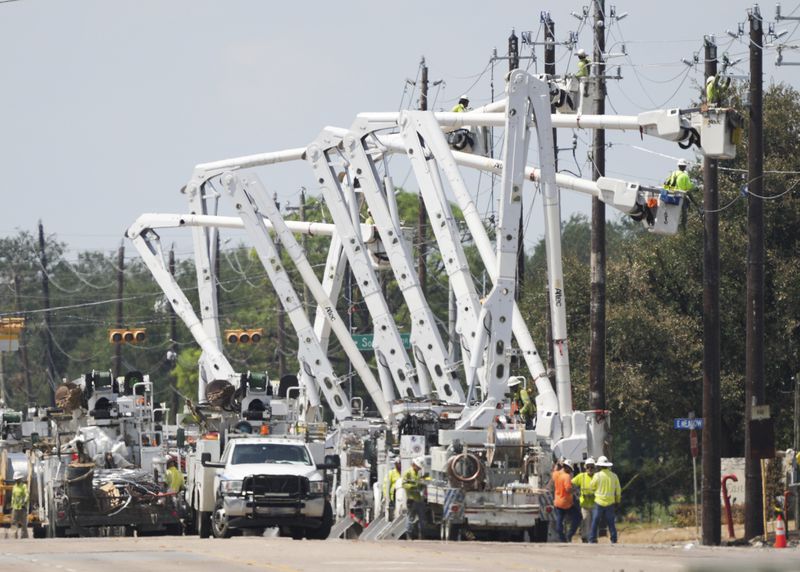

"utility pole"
[418,56,429,294]
[544,14,557,384]
[590,0,607,448]
[794,372,799,532]
[509,30,524,301]
[701,35,722,547]
[12,273,32,402]
[274,193,287,379]
[300,188,311,315]
[745,4,766,541]
[114,243,125,379]
[38,220,56,405]
[169,246,179,423]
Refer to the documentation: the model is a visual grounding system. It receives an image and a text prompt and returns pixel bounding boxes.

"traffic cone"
[774,514,787,548]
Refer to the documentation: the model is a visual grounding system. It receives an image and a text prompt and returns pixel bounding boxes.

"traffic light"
[108,328,146,344]
[224,329,264,344]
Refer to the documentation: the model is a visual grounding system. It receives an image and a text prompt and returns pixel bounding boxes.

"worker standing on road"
[166,458,185,493]
[664,159,694,192]
[403,457,427,539]
[451,95,469,113]
[571,458,597,543]
[383,458,402,520]
[10,472,29,539]
[588,455,621,544]
[553,460,582,542]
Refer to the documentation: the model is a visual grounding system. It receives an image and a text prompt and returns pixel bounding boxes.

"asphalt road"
[1,537,798,572]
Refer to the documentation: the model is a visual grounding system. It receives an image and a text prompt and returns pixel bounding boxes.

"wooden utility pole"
[169,246,179,423]
[590,0,607,436]
[417,57,429,293]
[114,244,125,379]
[12,273,32,402]
[274,193,288,379]
[38,220,56,405]
[745,4,766,540]
[701,35,722,546]
[543,15,557,383]
[509,31,524,301]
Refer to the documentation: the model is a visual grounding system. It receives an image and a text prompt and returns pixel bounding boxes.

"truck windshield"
[231,443,312,465]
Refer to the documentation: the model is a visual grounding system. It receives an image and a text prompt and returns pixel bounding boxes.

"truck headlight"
[309,480,326,495]
[220,480,243,495]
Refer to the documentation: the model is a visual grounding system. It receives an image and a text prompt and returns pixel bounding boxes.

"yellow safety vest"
[571,472,596,509]
[588,468,621,507]
[402,467,424,501]
[576,58,590,78]
[383,468,401,500]
[665,170,693,191]
[166,466,185,492]
[451,103,467,113]
[11,483,28,511]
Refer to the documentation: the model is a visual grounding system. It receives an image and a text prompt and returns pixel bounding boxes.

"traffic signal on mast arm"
[225,328,264,344]
[108,328,146,344]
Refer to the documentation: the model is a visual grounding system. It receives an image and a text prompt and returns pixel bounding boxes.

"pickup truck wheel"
[306,501,333,540]
[211,499,231,539]
[198,511,212,539]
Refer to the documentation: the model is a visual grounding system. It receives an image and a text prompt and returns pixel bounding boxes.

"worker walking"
[553,459,582,542]
[664,159,694,192]
[571,458,597,543]
[451,95,469,113]
[10,472,29,539]
[706,75,731,106]
[383,458,402,520]
[588,455,621,544]
[403,457,427,539]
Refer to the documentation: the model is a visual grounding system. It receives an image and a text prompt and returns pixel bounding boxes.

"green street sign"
[351,333,411,351]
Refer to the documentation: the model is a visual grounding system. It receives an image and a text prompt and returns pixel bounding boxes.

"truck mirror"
[200,452,211,465]
[323,454,340,469]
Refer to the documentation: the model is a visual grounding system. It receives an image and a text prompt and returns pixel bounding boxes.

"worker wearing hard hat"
[508,377,535,428]
[383,458,402,520]
[575,49,590,78]
[706,74,731,106]
[166,458,185,494]
[588,455,621,544]
[451,95,470,113]
[403,457,427,539]
[10,472,29,539]
[571,458,597,542]
[664,159,695,192]
[553,459,582,542]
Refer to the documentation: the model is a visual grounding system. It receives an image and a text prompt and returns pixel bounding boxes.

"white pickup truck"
[200,436,333,539]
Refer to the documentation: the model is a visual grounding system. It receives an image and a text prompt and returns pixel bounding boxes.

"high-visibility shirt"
[571,472,596,509]
[166,466,185,492]
[11,483,28,511]
[402,466,424,501]
[588,468,621,507]
[451,103,467,113]
[552,470,574,509]
[383,468,401,501]
[575,58,590,78]
[665,170,694,191]
[706,76,730,105]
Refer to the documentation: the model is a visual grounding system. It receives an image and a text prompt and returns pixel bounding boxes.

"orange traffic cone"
[774,514,787,548]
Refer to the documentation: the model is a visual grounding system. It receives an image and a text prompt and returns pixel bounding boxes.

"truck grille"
[243,475,308,497]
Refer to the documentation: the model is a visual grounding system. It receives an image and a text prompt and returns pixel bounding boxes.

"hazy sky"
[1,0,798,261]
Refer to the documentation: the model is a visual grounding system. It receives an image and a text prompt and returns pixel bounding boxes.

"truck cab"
[206,436,332,539]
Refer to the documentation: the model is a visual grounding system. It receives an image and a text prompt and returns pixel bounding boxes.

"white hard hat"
[706,75,715,84]
[577,48,587,57]
[13,471,24,480]
[412,456,425,468]
[459,94,469,101]
[562,459,574,470]
[596,455,613,467]
[507,376,524,388]
[584,457,596,466]
[677,158,688,167]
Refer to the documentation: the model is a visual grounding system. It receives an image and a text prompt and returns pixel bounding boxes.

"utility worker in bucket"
[575,48,591,98]
[10,472,29,539]
[664,159,694,192]
[706,74,731,106]
[403,457,427,539]
[451,95,469,113]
